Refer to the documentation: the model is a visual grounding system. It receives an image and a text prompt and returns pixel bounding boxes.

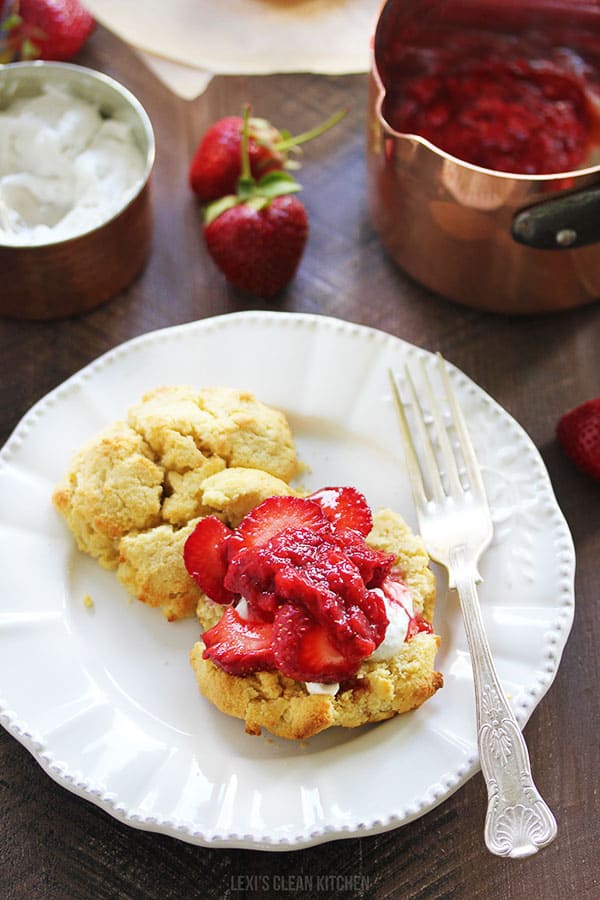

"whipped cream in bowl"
[0,61,155,319]
[0,83,147,246]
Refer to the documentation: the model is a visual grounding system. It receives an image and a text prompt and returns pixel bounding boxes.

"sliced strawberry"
[272,605,356,683]
[240,526,389,656]
[332,527,395,587]
[224,546,280,620]
[224,528,334,620]
[188,485,410,683]
[259,525,333,566]
[309,486,373,536]
[235,496,331,549]
[356,587,389,649]
[202,605,275,675]
[183,516,236,605]
[272,542,387,660]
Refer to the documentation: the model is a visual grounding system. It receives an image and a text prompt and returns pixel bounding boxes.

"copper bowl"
[367,0,600,314]
[0,62,155,320]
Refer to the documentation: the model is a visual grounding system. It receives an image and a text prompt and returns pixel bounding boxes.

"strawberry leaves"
[189,107,346,203]
[204,171,301,227]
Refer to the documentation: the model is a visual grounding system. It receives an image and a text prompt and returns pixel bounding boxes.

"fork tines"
[388,354,487,506]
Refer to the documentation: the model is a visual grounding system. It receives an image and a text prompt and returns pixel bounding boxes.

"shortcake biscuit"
[117,519,202,621]
[119,468,295,621]
[52,387,298,620]
[52,421,163,569]
[190,633,442,741]
[189,509,442,739]
[127,386,297,482]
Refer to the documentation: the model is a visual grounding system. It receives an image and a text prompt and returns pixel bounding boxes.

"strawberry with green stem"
[203,106,309,298]
[189,108,346,203]
[0,0,94,62]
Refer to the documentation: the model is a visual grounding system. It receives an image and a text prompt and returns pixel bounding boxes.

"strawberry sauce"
[185,489,435,682]
[377,9,600,174]
[386,58,592,174]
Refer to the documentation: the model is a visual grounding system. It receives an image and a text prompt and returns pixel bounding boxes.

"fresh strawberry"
[189,109,346,203]
[272,605,355,683]
[183,516,236,605]
[202,106,309,298]
[1,0,94,62]
[204,191,308,299]
[202,605,275,675]
[556,398,600,481]
[235,496,330,550]
[309,486,373,536]
[190,116,285,203]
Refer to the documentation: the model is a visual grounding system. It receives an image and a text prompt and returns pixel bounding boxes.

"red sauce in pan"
[377,5,600,175]
[385,57,592,174]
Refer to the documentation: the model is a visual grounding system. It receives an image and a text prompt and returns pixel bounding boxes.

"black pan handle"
[511,183,600,250]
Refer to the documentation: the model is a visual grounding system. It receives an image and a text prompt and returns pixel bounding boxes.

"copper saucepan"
[367,0,600,314]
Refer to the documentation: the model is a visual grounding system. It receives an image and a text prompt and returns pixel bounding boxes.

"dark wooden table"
[1,25,599,900]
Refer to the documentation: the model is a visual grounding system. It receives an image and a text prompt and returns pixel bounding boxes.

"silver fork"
[389,354,557,859]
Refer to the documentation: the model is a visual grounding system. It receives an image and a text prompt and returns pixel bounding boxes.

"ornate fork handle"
[449,545,557,858]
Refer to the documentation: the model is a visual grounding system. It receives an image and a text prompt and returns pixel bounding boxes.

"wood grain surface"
[1,25,599,900]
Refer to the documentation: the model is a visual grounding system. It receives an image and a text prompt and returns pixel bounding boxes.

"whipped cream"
[235,598,251,619]
[0,84,146,246]
[369,582,414,662]
[305,681,339,696]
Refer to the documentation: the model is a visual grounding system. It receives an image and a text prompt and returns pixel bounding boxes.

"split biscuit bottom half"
[190,509,442,740]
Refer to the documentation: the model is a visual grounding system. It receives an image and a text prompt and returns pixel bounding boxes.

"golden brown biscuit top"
[52,387,299,611]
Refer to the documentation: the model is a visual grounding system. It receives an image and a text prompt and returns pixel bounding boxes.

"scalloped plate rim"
[0,310,575,850]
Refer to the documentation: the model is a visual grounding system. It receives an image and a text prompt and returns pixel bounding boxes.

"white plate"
[0,311,574,850]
